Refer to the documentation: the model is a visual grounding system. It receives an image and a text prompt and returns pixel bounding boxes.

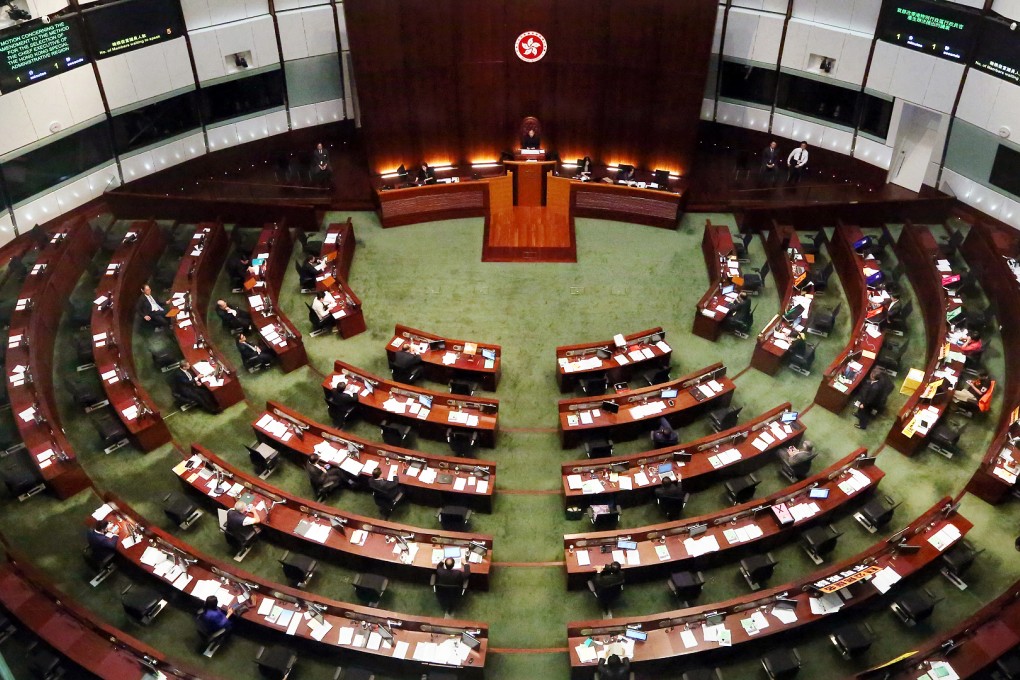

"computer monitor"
[657,462,674,475]
[418,394,433,409]
[773,597,798,610]
[866,270,884,285]
[661,388,678,399]
[601,400,620,414]
[461,631,482,650]
[809,488,830,500]
[721,284,735,295]
[481,347,496,361]
[704,612,725,626]
[896,542,922,554]
[617,539,638,550]
[783,304,805,323]
[378,625,395,645]
[781,411,799,423]
[428,339,446,351]
[624,627,648,641]
[853,236,872,251]
[653,169,670,185]
[443,546,462,559]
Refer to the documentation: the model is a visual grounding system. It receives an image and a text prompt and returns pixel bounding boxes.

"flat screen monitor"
[461,631,481,650]
[990,144,1020,198]
[624,628,648,641]
[877,0,978,62]
[721,284,735,295]
[653,169,670,185]
[481,347,496,360]
[617,539,637,550]
[657,462,674,474]
[0,18,89,93]
[83,0,186,59]
[781,411,799,423]
[809,488,830,499]
[417,394,433,409]
[783,304,805,322]
[973,17,1020,85]
[661,388,678,399]
[773,597,798,610]
[601,400,619,414]
[428,339,445,350]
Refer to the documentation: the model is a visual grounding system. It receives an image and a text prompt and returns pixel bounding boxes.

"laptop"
[624,628,648,641]
[781,411,799,423]
[418,394,433,409]
[443,546,462,559]
[657,462,674,475]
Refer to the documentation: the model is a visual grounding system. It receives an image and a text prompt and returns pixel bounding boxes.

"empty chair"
[66,297,92,329]
[725,473,760,504]
[667,570,705,604]
[887,298,914,336]
[295,228,325,256]
[929,420,964,458]
[787,338,816,376]
[121,584,167,625]
[82,543,117,587]
[74,329,95,368]
[709,405,741,432]
[808,260,834,291]
[807,301,840,337]
[584,437,614,458]
[942,539,982,589]
[449,378,478,396]
[0,300,14,330]
[247,442,281,479]
[279,551,317,589]
[939,228,965,260]
[254,644,298,680]
[0,448,45,501]
[682,670,723,680]
[27,643,64,680]
[587,502,621,529]
[389,353,423,384]
[800,524,842,563]
[761,647,800,679]
[641,366,671,386]
[334,667,376,680]
[743,261,770,295]
[447,428,478,457]
[67,376,107,412]
[891,586,940,625]
[579,374,608,397]
[352,573,389,607]
[217,508,260,561]
[740,552,777,589]
[882,261,906,295]
[162,492,203,529]
[801,229,826,256]
[830,621,875,658]
[380,421,414,447]
[876,337,909,375]
[733,232,753,262]
[436,505,472,532]
[91,408,129,453]
[855,494,899,533]
[149,338,181,373]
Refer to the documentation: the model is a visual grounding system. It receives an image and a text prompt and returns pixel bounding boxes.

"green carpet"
[0,212,1018,679]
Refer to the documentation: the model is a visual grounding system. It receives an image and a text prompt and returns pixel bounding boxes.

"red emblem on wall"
[515,31,547,62]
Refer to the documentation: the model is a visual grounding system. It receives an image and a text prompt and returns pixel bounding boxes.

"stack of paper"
[928,523,962,551]
[683,534,720,557]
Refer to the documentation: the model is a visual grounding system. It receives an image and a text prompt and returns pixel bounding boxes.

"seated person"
[226,252,251,289]
[868,283,891,307]
[953,372,994,409]
[135,284,171,330]
[592,561,625,593]
[578,156,593,179]
[778,439,815,467]
[87,519,120,559]
[435,556,471,587]
[597,653,631,680]
[650,417,679,448]
[416,162,436,185]
[854,369,894,430]
[236,333,273,370]
[298,255,320,284]
[723,291,752,330]
[654,476,685,517]
[215,299,252,333]
[195,595,237,638]
[306,453,347,496]
[959,330,984,356]
[392,343,424,372]
[172,360,218,413]
[521,128,541,150]
[368,467,403,502]
[617,166,636,183]
[311,291,337,327]
[226,500,262,536]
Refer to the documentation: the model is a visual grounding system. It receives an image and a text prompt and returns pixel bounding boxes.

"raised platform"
[482,207,576,263]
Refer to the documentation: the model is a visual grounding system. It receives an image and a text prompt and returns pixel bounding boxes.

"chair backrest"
[216,508,228,531]
[831,301,842,318]
[812,230,825,248]
[759,261,770,278]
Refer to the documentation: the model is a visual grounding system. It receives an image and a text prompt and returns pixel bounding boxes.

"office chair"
[334,667,376,680]
[876,337,909,375]
[854,494,899,533]
[787,338,817,376]
[121,584,168,625]
[91,408,130,454]
[380,421,414,448]
[928,420,965,459]
[447,428,478,457]
[641,366,671,386]
[587,502,621,529]
[372,487,405,519]
[27,643,64,680]
[149,338,181,373]
[587,577,623,612]
[891,586,941,626]
[74,329,96,369]
[152,264,177,292]
[162,491,203,529]
[806,301,840,337]
[657,491,689,520]
[725,473,760,504]
[682,670,724,680]
[449,378,478,396]
[217,508,261,562]
[808,260,834,292]
[740,552,777,589]
[325,391,359,429]
[761,647,801,679]
[295,228,325,256]
[829,621,875,658]
[962,349,986,379]
[882,261,906,295]
[743,261,770,295]
[0,380,8,411]
[431,572,469,613]
[306,302,334,337]
[352,573,389,607]
[938,228,965,260]
[436,505,472,531]
[0,300,13,331]
[801,229,826,256]
[941,539,982,589]
[279,551,317,589]
[800,523,842,564]
[733,232,753,262]
[168,380,200,413]
[294,260,316,293]
[254,644,298,680]
[667,570,705,604]
[67,376,107,413]
[390,358,423,385]
[862,229,894,260]
[708,405,741,432]
[66,297,92,329]
[779,447,819,483]
[310,471,343,503]
[81,543,117,587]
[246,442,281,479]
[0,611,16,645]
[887,299,914,336]
[584,437,614,459]
[723,304,755,339]
[0,448,45,502]
[579,374,608,397]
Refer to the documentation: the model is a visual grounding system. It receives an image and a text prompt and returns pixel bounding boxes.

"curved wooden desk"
[561,403,803,508]
[568,179,682,229]
[815,223,887,413]
[323,361,499,448]
[315,219,366,338]
[6,219,94,499]
[94,496,488,676]
[387,324,501,391]
[567,497,971,678]
[0,552,212,680]
[244,222,308,373]
[563,449,881,587]
[91,222,171,451]
[886,224,965,456]
[555,327,671,393]
[178,445,493,589]
[751,224,814,375]
[168,222,244,411]
[558,363,734,449]
[254,400,496,512]
[694,221,743,341]
[377,181,490,228]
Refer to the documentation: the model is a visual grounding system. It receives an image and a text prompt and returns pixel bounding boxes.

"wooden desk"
[563,449,880,588]
[561,403,802,509]
[377,180,490,228]
[505,160,555,206]
[178,445,494,590]
[567,497,970,678]
[693,221,743,341]
[315,219,366,339]
[6,220,94,499]
[961,223,1020,503]
[323,361,499,448]
[569,180,682,229]
[816,224,887,413]
[886,224,964,456]
[0,553,211,680]
[558,363,735,449]
[168,222,244,412]
[847,579,1020,679]
[555,327,670,393]
[254,400,496,512]
[91,222,172,451]
[387,324,501,391]
[244,223,308,373]
[95,496,488,676]
[751,225,814,375]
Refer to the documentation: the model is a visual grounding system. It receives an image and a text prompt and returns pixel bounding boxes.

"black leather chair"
[801,229,826,256]
[27,643,64,680]
[254,644,298,680]
[294,260,316,292]
[830,621,875,658]
[891,586,940,625]
[787,338,816,376]
[437,505,472,531]
[0,448,45,501]
[584,437,614,458]
[682,670,723,680]
[74,329,96,368]
[447,428,478,456]
[800,524,842,563]
[733,232,753,262]
[939,228,965,260]
[149,338,181,373]
[66,297,92,329]
[295,228,325,256]
[657,490,689,520]
[587,577,623,612]
[725,473,759,504]
[855,494,899,532]
[279,551,317,589]
[432,571,469,613]
[91,408,129,453]
[587,502,621,529]
[380,421,414,447]
[807,301,840,337]
[82,543,117,587]
[641,366,671,386]
[887,298,914,336]
[390,358,423,385]
[162,491,203,529]
[372,487,405,518]
[579,374,608,397]
[761,647,801,679]
[876,336,909,375]
[709,405,741,432]
[667,570,705,604]
[743,261,770,295]
[325,391,359,428]
[779,448,819,483]
[740,552,777,589]
[808,260,834,292]
[450,378,478,396]
[942,539,982,587]
[217,508,261,561]
[352,573,388,607]
[722,304,755,339]
[67,376,106,412]
[929,420,964,458]
[121,584,167,625]
[247,443,281,479]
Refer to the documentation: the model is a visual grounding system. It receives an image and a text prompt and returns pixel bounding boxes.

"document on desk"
[928,523,961,551]
[655,544,670,561]
[681,628,699,649]
[656,341,671,354]
[567,474,583,490]
[574,642,598,664]
[626,549,640,566]
[809,593,843,615]
[870,566,901,594]
[575,549,590,566]
[392,640,409,659]
[579,411,594,425]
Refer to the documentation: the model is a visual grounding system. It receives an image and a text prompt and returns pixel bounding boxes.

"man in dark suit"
[416,163,436,185]
[136,284,171,330]
[761,140,780,185]
[651,417,679,448]
[369,467,403,502]
[215,299,252,333]
[597,654,631,680]
[854,369,894,430]
[617,165,636,183]
[173,361,218,412]
[723,291,753,334]
[435,556,470,587]
[521,128,541,149]
[305,453,347,497]
[236,333,273,370]
[87,519,120,560]
[226,252,251,290]
[655,476,686,519]
[312,142,332,186]
[592,561,625,591]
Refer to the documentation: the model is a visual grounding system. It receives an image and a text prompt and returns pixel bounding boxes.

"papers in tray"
[928,522,962,551]
[683,534,720,557]
[869,566,901,594]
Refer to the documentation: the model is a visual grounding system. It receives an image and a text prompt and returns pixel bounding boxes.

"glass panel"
[0,120,113,204]
[110,90,200,155]
[858,93,893,140]
[199,69,285,126]
[776,72,858,127]
[719,59,777,106]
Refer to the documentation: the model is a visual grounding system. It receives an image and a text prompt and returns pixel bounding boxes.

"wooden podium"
[505,160,556,207]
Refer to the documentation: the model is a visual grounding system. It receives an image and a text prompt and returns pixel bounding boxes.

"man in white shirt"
[135,284,171,330]
[787,142,809,184]
[310,291,336,333]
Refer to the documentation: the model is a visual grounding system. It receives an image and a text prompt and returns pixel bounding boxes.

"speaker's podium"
[505,155,555,206]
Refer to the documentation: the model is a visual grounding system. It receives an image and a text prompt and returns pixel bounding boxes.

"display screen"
[877,0,978,62]
[84,0,185,59]
[990,144,1020,199]
[0,19,88,93]
[973,18,1020,85]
